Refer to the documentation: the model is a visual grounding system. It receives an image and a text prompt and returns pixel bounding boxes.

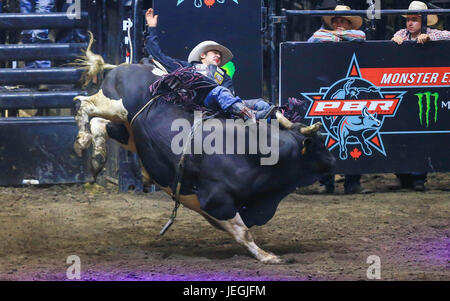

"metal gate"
[0,0,145,187]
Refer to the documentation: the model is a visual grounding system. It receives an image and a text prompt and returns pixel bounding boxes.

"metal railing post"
[269,0,277,104]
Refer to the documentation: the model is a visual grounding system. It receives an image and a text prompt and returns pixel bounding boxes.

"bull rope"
[129,95,161,128]
[129,92,217,235]
[160,111,219,236]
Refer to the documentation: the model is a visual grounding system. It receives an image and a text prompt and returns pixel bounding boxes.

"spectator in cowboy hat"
[390,1,450,191]
[308,5,366,43]
[308,4,366,194]
[144,8,276,121]
[392,1,450,45]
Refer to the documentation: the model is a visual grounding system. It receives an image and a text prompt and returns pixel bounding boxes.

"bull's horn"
[275,111,293,129]
[299,122,322,135]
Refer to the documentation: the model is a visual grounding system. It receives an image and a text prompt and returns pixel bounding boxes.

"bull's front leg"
[214,213,283,264]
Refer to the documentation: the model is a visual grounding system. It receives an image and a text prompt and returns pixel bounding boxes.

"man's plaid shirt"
[394,27,450,41]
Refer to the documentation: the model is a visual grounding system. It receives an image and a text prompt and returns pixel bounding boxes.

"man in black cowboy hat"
[145,8,275,122]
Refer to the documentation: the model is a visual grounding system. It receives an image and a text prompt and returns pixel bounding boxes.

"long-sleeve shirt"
[393,27,450,41]
[145,27,234,93]
[308,29,366,43]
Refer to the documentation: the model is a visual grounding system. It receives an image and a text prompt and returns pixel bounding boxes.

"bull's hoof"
[73,133,93,157]
[260,253,283,264]
[90,153,107,178]
[74,141,83,157]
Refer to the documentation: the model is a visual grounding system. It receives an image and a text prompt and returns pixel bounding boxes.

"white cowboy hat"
[402,1,438,26]
[322,5,363,30]
[188,41,233,67]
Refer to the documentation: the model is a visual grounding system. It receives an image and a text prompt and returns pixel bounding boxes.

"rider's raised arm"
[145,27,189,72]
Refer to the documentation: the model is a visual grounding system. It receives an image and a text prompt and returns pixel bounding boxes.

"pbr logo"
[177,0,239,8]
[302,54,406,160]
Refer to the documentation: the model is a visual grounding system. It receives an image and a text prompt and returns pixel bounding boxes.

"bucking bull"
[72,34,336,264]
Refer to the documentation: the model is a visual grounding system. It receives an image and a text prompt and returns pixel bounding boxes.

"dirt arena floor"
[0,173,449,281]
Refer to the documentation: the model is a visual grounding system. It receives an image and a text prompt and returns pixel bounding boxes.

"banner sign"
[153,0,262,99]
[280,41,450,174]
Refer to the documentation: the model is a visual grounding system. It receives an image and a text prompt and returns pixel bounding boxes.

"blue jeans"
[204,86,271,114]
[20,0,55,68]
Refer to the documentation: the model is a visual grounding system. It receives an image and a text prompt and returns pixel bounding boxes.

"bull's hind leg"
[74,95,94,157]
[213,213,282,264]
[89,117,110,177]
[73,89,129,157]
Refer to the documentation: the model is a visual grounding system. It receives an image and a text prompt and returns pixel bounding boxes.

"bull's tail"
[69,31,121,88]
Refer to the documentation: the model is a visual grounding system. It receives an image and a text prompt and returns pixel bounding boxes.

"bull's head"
[275,112,335,174]
[362,107,381,127]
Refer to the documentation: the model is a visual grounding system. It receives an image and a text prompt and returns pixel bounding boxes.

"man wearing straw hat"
[144,8,275,122]
[308,5,366,43]
[308,5,366,194]
[392,1,450,45]
[390,1,449,191]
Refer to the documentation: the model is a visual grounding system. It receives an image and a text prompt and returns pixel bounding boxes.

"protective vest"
[193,63,226,86]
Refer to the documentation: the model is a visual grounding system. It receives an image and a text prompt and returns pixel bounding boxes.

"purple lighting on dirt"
[74,271,317,281]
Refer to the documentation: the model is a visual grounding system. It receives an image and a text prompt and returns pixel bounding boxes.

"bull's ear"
[301,138,313,155]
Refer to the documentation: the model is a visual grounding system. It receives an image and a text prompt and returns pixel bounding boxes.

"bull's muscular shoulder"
[278,129,303,158]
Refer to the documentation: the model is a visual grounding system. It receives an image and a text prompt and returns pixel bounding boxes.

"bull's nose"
[320,156,336,174]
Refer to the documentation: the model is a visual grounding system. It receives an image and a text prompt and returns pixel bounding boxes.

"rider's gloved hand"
[230,101,256,123]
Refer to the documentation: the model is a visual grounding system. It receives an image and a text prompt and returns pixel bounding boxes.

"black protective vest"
[192,63,226,86]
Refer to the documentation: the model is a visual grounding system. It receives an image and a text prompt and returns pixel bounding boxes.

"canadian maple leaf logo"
[350,148,362,160]
[204,0,215,7]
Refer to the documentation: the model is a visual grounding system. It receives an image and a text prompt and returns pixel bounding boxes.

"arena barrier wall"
[280,40,450,174]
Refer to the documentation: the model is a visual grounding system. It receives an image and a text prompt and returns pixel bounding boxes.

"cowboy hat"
[188,41,233,67]
[322,5,363,30]
[402,1,438,26]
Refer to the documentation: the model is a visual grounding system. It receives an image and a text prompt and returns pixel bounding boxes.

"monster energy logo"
[416,92,439,127]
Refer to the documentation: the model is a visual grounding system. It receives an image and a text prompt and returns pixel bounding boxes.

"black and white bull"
[73,44,335,264]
